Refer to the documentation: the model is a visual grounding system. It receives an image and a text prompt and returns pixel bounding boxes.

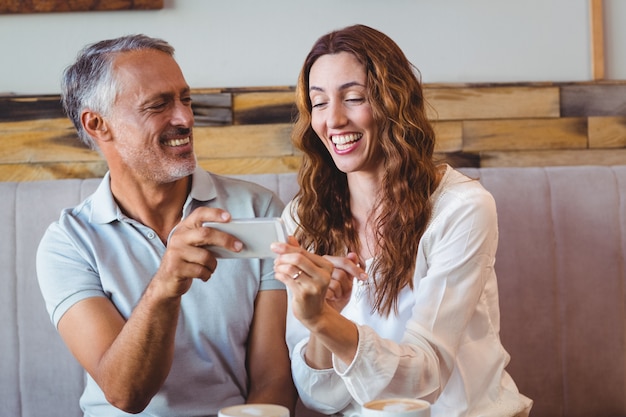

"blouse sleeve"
[334,184,499,404]
[284,181,501,410]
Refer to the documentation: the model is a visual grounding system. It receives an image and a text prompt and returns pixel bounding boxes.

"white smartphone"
[201,217,288,259]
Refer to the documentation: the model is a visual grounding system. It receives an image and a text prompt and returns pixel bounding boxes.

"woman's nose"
[327,102,347,128]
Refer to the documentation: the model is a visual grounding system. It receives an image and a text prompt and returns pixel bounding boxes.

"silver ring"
[292,270,303,279]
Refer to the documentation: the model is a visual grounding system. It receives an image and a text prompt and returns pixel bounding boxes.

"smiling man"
[36,35,296,417]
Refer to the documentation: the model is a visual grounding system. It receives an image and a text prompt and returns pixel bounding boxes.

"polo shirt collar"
[90,167,216,224]
[188,166,216,203]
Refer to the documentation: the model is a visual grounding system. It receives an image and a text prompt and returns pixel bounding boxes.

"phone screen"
[201,218,288,258]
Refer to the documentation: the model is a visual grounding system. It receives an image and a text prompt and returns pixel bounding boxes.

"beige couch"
[2,166,625,417]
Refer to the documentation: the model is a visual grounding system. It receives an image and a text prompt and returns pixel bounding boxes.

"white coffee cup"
[361,398,430,417]
[218,404,290,417]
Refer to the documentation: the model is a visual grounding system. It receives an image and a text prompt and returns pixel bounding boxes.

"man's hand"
[152,207,244,298]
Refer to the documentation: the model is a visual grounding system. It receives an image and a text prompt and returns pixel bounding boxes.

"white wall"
[605,0,626,77]
[0,0,623,95]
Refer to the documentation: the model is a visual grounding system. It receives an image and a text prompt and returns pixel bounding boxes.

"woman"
[271,24,532,417]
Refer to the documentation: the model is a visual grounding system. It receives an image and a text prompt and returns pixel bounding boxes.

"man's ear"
[81,110,111,142]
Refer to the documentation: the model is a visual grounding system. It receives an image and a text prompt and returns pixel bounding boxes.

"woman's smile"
[332,133,362,152]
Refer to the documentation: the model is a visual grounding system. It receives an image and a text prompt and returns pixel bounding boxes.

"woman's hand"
[323,252,366,312]
[272,238,365,367]
[272,239,366,327]
[272,237,333,327]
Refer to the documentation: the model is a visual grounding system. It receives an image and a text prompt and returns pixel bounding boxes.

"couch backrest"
[466,166,626,417]
[1,167,625,417]
[1,179,95,417]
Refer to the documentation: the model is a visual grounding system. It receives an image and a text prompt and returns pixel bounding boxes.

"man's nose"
[172,101,194,127]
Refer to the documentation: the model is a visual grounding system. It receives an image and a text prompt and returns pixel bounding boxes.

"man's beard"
[117,136,197,184]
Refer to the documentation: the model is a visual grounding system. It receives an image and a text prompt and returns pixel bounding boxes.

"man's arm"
[246,289,298,415]
[56,207,244,413]
[58,288,180,413]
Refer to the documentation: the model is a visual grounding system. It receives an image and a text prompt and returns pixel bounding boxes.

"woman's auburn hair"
[291,24,439,316]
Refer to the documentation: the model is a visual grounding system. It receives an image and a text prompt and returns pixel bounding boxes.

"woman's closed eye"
[345,97,365,105]
[311,100,328,109]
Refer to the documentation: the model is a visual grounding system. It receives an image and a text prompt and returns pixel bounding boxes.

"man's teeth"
[332,133,361,150]
[163,137,190,147]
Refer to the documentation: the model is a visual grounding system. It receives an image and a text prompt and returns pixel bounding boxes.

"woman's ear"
[81,110,111,142]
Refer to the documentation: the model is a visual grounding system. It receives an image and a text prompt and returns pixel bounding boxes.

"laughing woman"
[271,24,533,417]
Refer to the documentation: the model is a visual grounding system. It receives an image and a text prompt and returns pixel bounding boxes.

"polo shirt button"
[147,232,156,239]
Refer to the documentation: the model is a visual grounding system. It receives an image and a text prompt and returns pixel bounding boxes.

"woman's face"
[308,52,383,175]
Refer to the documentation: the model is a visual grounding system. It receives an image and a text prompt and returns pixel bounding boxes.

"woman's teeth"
[163,137,190,147]
[332,133,361,151]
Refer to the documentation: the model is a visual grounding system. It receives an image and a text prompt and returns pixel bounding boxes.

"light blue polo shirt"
[37,168,286,417]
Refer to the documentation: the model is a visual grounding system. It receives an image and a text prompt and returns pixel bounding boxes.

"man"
[36,34,296,416]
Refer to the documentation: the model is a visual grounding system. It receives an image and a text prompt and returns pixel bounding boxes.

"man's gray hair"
[61,34,175,149]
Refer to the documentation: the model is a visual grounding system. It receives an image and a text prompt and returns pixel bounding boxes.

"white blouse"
[282,166,533,417]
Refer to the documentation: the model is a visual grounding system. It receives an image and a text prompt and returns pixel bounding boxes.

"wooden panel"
[0,157,302,182]
[433,121,463,152]
[561,84,626,116]
[0,117,73,132]
[233,90,296,125]
[480,149,626,167]
[198,153,481,176]
[191,93,232,126]
[0,93,233,126]
[0,161,108,182]
[0,128,99,164]
[1,82,624,180]
[197,156,301,176]
[425,86,560,121]
[193,124,296,159]
[0,0,163,14]
[435,152,480,168]
[0,153,482,181]
[588,117,626,148]
[463,118,588,152]
[0,95,65,122]
[0,122,296,164]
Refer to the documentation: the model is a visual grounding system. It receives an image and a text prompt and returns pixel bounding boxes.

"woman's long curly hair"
[291,24,439,316]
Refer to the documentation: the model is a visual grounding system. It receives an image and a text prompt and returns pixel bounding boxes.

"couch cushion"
[477,166,626,417]
[0,182,20,417]
[547,166,625,417]
[3,167,625,417]
[16,180,86,417]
